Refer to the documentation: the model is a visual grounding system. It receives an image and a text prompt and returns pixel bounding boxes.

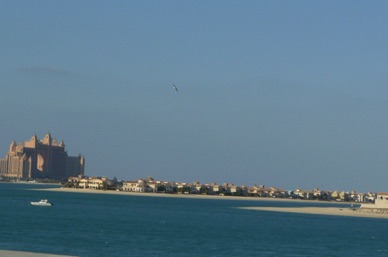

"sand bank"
[35,187,349,204]
[240,206,388,219]
[0,250,79,257]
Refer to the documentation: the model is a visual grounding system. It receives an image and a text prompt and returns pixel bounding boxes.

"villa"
[361,192,388,210]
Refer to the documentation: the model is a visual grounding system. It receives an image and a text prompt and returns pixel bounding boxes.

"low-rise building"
[88,177,108,190]
[361,192,388,209]
[210,183,221,194]
[79,178,89,189]
[123,179,147,192]
[66,176,108,189]
[147,181,159,193]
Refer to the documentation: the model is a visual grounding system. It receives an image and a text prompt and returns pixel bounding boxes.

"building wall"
[0,159,8,174]
[5,154,30,177]
[66,155,85,178]
[375,194,388,209]
[361,193,388,209]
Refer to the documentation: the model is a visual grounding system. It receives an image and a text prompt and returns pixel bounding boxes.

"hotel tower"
[0,133,85,180]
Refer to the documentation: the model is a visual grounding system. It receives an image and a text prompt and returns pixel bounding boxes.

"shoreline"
[34,188,388,219]
[36,187,353,204]
[240,206,388,219]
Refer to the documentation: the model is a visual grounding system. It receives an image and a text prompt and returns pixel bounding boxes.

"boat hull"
[30,200,53,206]
[31,202,53,206]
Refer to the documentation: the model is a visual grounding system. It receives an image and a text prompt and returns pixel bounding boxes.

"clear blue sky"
[1,1,388,192]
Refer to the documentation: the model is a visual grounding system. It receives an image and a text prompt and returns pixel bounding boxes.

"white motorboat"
[30,199,53,206]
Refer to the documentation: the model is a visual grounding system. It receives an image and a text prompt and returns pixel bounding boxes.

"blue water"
[0,183,387,257]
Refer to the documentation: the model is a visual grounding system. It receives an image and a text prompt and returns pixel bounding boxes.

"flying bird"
[173,84,178,92]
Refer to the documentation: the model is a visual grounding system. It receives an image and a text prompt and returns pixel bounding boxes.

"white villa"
[361,192,388,209]
[67,176,108,189]
[122,179,149,192]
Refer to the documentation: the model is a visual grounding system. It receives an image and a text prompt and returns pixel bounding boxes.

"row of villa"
[65,176,377,203]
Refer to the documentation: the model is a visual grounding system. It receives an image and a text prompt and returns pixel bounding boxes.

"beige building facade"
[0,133,85,180]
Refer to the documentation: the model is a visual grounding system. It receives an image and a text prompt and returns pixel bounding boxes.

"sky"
[1,0,388,192]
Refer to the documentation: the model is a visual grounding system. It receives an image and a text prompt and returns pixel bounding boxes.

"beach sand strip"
[240,206,388,219]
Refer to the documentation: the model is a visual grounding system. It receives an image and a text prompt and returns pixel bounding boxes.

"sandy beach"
[240,206,388,219]
[0,250,79,257]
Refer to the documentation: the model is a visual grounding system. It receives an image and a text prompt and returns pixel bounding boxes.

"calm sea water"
[0,183,387,257]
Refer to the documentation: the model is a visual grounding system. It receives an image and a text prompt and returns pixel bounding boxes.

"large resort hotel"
[0,133,85,180]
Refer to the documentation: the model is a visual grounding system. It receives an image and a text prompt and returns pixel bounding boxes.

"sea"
[0,183,387,257]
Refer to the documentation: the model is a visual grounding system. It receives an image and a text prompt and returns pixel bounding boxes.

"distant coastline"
[36,187,352,204]
[33,187,388,220]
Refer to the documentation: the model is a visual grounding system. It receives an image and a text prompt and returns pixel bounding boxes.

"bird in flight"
[173,84,178,92]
